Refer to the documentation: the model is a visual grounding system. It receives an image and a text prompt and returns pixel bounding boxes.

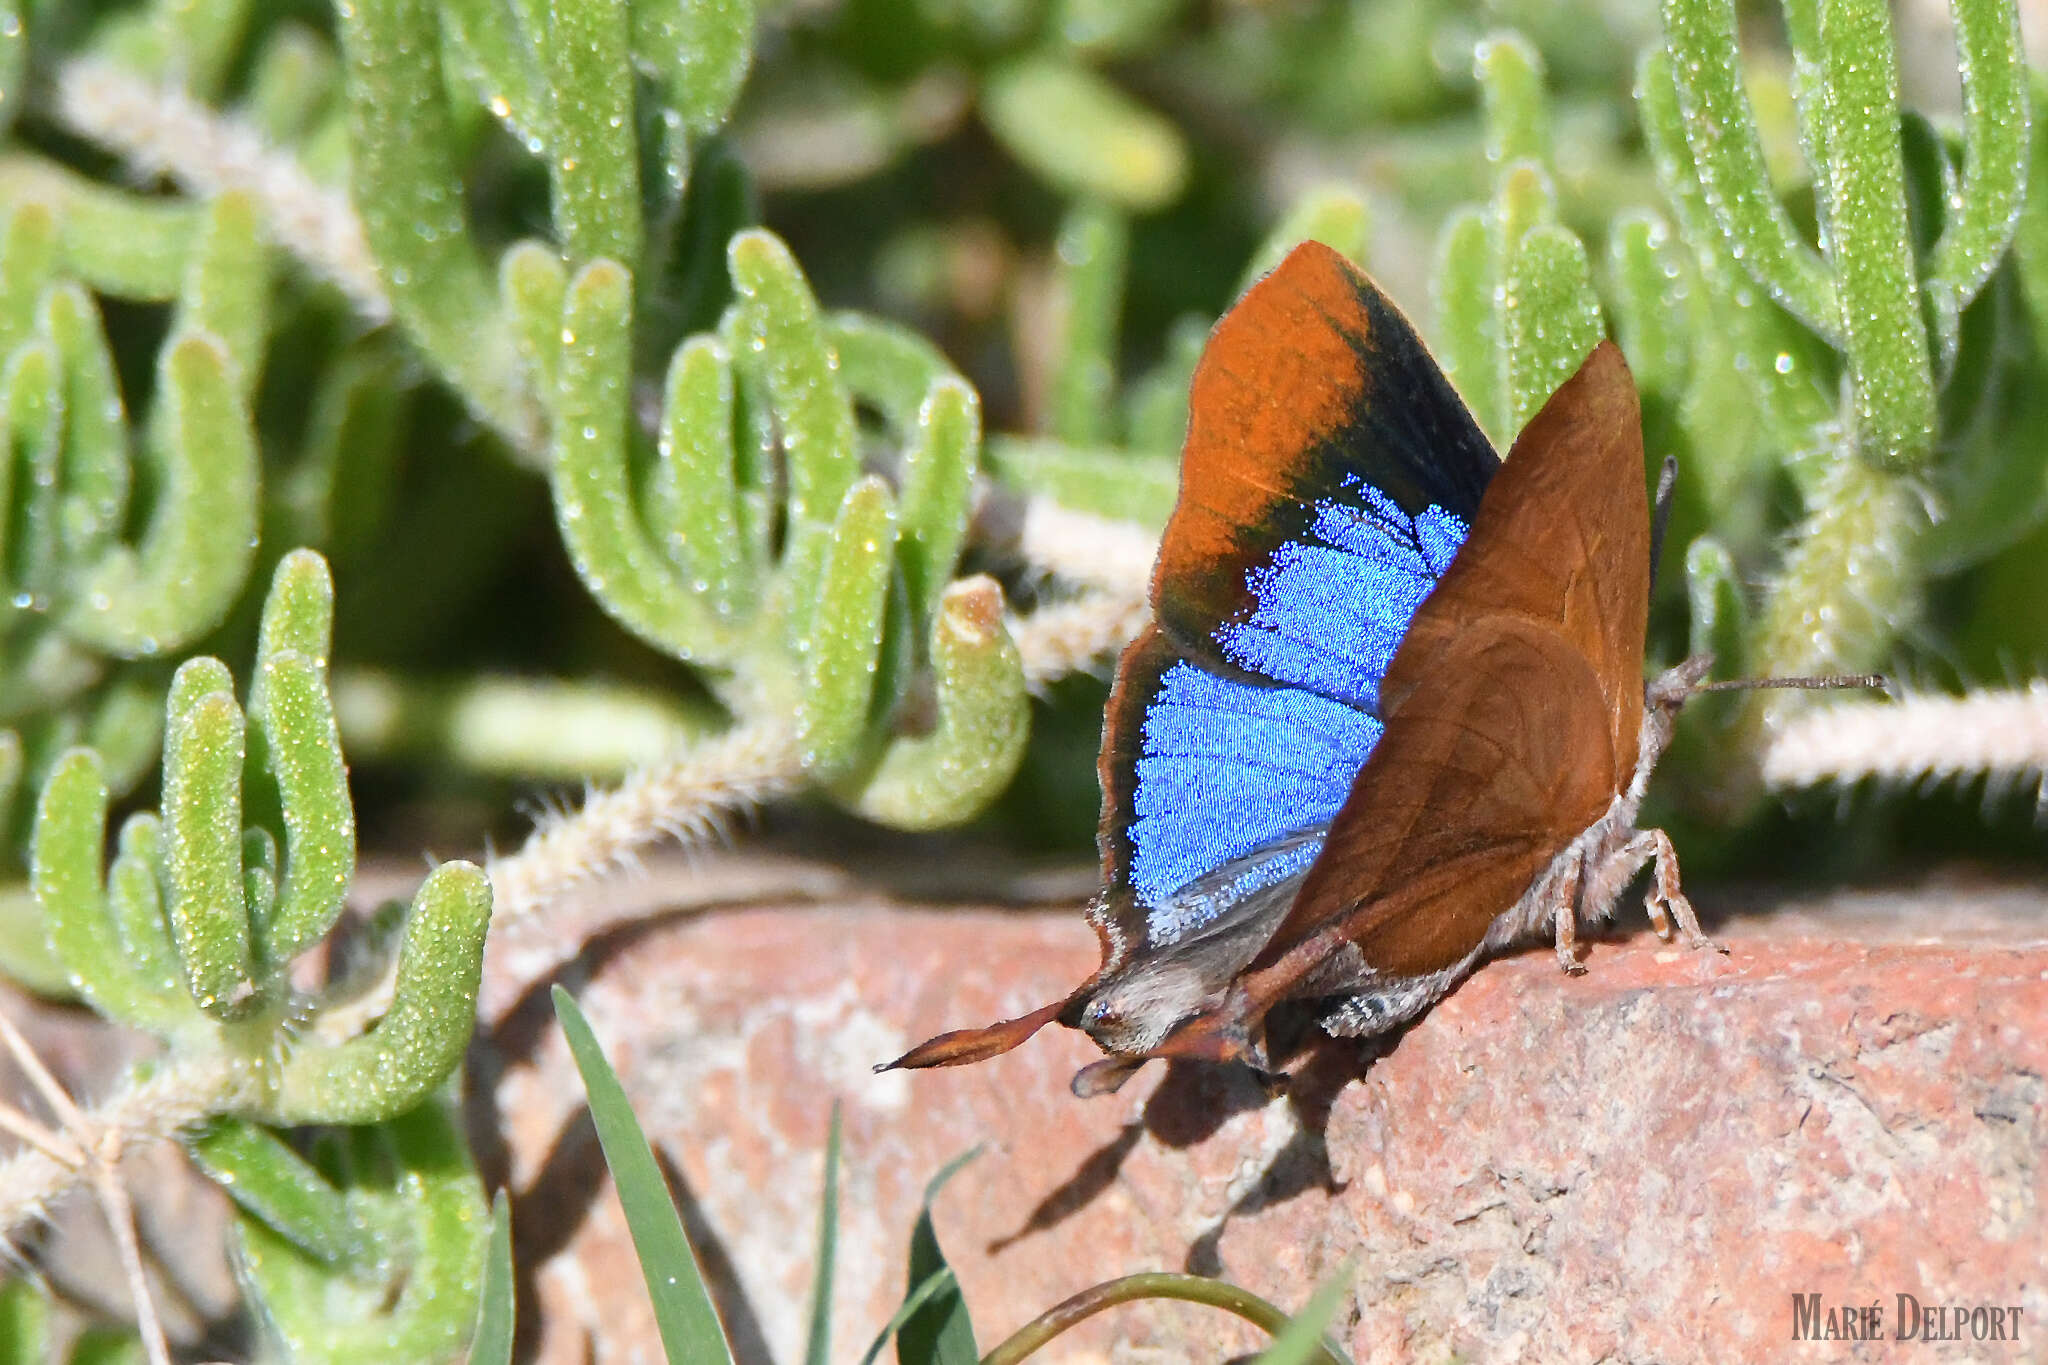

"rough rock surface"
[480,878,2048,1364]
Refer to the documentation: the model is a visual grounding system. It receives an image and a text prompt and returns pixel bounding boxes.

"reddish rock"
[480,878,2048,1364]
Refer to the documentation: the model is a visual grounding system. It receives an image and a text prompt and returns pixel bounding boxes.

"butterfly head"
[1070,963,1209,1056]
[1647,653,1716,711]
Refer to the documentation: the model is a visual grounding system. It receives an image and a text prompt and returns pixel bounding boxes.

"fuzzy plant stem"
[1017,496,1156,595]
[1007,496,1156,683]
[0,1050,246,1239]
[483,496,1159,910]
[0,1011,173,1365]
[51,58,389,323]
[485,719,806,918]
[1746,457,1922,720]
[1013,595,1152,687]
[1760,684,2048,794]
[478,555,1117,966]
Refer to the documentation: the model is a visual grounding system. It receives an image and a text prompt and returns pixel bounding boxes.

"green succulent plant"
[0,188,267,991]
[18,550,491,1356]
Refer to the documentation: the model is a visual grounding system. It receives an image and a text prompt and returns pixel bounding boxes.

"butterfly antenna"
[1691,673,1891,694]
[1648,454,1679,596]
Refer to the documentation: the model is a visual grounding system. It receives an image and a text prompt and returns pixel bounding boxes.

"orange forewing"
[1157,244,1363,579]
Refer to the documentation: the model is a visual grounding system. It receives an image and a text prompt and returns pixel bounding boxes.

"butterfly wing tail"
[876,995,1077,1071]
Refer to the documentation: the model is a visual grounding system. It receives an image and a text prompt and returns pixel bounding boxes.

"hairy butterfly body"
[884,240,1716,1093]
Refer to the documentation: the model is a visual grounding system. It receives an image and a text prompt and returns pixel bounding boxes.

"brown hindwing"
[1245,341,1651,988]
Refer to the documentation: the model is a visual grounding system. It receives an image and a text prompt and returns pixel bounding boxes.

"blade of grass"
[552,985,733,1364]
[1251,1271,1354,1365]
[855,1269,960,1365]
[897,1147,981,1365]
[468,1190,515,1365]
[802,1103,842,1365]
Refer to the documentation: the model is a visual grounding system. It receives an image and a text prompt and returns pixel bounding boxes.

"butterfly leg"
[1550,853,1587,976]
[1638,826,1723,954]
[1585,826,1723,953]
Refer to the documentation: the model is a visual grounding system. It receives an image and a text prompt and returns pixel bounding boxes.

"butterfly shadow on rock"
[986,1005,1390,1261]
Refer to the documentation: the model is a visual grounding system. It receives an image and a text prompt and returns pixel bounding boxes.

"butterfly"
[883,239,1719,1095]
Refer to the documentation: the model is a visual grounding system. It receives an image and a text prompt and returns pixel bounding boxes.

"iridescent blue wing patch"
[1211,476,1469,711]
[1095,629,1371,948]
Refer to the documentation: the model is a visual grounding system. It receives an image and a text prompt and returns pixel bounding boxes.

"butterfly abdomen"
[1317,957,1480,1037]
